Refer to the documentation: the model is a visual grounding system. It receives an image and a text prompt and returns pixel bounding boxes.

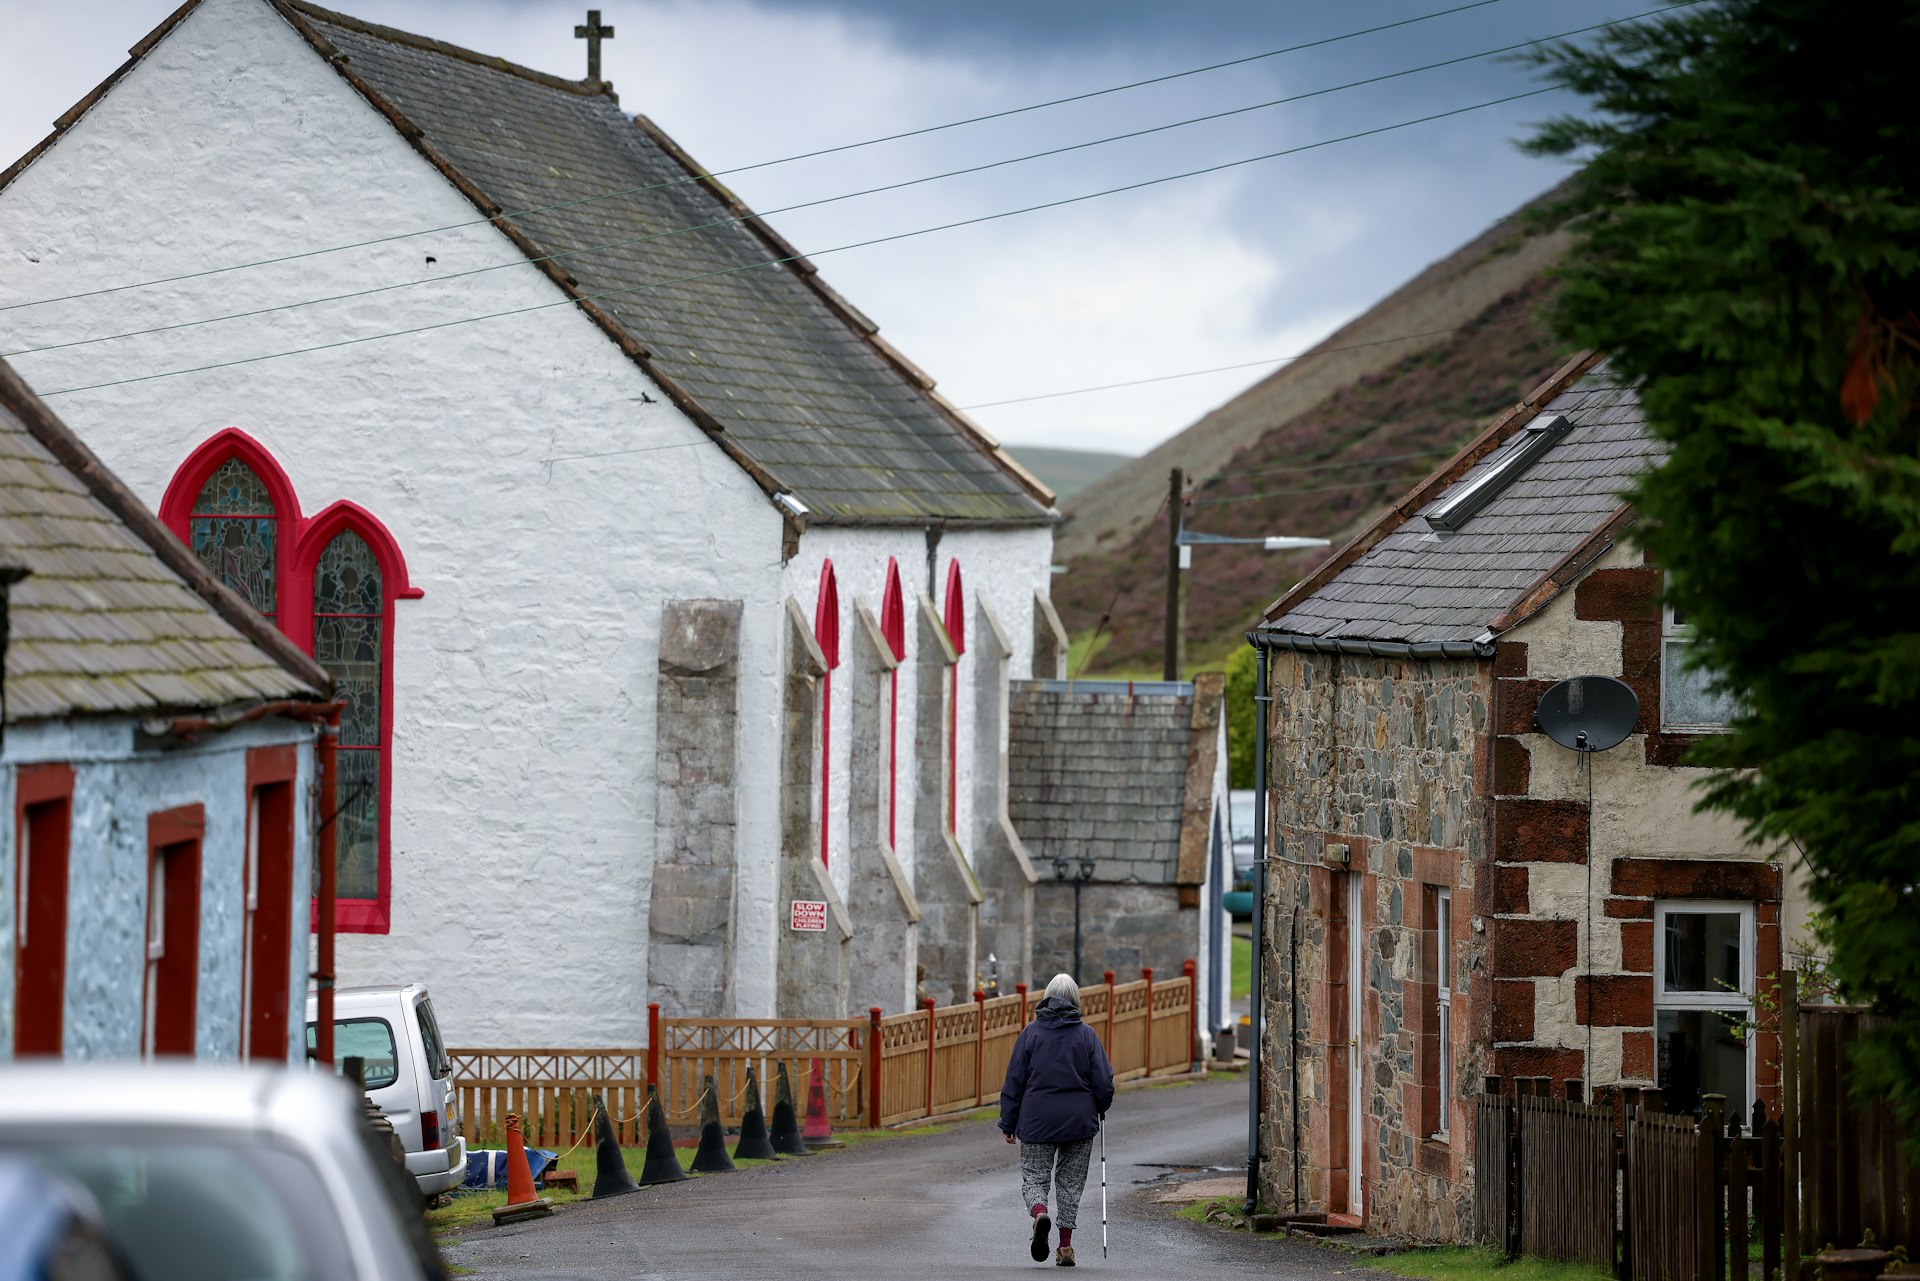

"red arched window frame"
[161,438,420,936]
[814,561,841,867]
[879,559,906,851]
[942,560,966,837]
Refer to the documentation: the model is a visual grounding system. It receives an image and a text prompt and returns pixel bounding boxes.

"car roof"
[308,983,429,1007]
[0,1064,355,1136]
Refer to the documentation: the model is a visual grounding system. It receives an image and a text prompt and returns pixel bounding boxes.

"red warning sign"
[789,900,828,932]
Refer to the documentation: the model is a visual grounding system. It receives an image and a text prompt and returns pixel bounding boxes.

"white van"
[306,983,466,1198]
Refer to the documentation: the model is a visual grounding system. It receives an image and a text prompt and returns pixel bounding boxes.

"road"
[443,1076,1346,1279]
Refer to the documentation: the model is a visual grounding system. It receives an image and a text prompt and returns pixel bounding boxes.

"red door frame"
[243,747,299,1061]
[14,763,76,1057]
[145,805,205,1058]
[879,560,906,849]
[942,562,967,835]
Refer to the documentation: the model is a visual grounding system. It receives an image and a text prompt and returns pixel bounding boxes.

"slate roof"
[268,1,1054,526]
[1,358,328,722]
[1259,359,1658,647]
[1008,682,1215,887]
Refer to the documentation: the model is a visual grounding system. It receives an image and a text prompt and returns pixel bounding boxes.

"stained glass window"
[190,458,276,619]
[314,531,383,901]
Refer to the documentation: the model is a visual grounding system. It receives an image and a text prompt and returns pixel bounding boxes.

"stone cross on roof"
[574,9,614,84]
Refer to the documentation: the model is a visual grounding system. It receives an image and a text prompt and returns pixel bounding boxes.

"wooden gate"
[1473,1092,1516,1252]
[448,1047,647,1149]
[1626,1108,1712,1281]
[1518,1093,1615,1265]
[1797,1007,1920,1253]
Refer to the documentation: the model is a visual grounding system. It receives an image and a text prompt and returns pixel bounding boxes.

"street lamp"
[1054,853,1097,980]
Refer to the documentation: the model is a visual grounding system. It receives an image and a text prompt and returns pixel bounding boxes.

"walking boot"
[1029,1209,1051,1262]
[1055,1245,1076,1267]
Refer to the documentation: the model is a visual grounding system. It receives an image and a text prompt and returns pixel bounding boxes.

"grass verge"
[1364,1247,1613,1281]
[1231,934,1251,1002]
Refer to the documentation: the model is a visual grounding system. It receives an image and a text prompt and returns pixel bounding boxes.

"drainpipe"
[314,706,341,1066]
[1244,641,1270,1214]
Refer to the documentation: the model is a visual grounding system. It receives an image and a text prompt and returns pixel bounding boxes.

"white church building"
[0,0,1071,1044]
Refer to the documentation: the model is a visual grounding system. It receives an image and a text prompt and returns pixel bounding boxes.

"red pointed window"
[162,438,418,936]
[942,561,966,836]
[880,559,906,850]
[814,561,841,866]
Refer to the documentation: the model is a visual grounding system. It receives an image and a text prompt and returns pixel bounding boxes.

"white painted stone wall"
[1,715,318,1061]
[0,0,1056,1038]
[1506,540,1798,1067]
[0,0,787,1043]
[778,524,1054,1004]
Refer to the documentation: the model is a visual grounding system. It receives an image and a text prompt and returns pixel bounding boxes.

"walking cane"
[1100,1117,1108,1259]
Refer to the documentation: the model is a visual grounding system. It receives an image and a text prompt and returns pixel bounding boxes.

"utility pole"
[1164,467,1184,681]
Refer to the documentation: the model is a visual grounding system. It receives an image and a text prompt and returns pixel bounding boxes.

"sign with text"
[788,900,828,932]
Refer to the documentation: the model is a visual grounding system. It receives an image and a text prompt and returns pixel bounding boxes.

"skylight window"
[1423,413,1572,532]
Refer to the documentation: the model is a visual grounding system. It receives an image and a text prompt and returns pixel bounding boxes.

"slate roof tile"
[284,2,1052,525]
[2,359,326,722]
[1263,366,1658,646]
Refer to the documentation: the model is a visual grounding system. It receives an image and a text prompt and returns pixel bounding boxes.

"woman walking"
[999,974,1115,1267]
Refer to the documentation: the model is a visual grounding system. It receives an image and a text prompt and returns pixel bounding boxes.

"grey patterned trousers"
[1019,1137,1095,1228]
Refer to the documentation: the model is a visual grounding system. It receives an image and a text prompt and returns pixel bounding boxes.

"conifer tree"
[1528,1,1920,1137]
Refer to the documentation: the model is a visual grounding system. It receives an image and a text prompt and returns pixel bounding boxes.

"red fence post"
[868,1007,883,1130]
[1103,971,1116,1049]
[1183,959,1198,1070]
[922,997,937,1120]
[1016,982,1029,1025]
[647,1002,661,1094]
[974,990,987,1107]
[1142,967,1155,1074]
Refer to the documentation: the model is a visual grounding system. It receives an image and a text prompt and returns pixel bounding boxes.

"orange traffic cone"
[491,1112,554,1225]
[802,1057,843,1150]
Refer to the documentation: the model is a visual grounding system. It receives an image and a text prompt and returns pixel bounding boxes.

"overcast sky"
[0,0,1621,455]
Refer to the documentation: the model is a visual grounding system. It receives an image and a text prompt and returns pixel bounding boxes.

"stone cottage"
[1006,675,1230,1043]
[0,0,1064,1041]
[1246,354,1796,1238]
[2,357,333,1062]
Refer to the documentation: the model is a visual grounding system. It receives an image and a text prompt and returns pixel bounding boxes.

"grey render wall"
[774,599,853,1017]
[847,603,919,1015]
[647,599,743,1017]
[910,593,979,1005]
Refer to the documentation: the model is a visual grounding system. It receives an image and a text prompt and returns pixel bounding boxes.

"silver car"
[0,1065,441,1281]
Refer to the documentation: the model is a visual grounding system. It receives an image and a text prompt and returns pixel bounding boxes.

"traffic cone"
[588,1093,637,1199]
[490,1113,554,1225]
[688,1074,736,1174]
[769,1061,810,1156]
[638,1085,687,1186]
[733,1066,778,1161]
[802,1057,843,1150]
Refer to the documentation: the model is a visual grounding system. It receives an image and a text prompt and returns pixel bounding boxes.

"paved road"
[444,1076,1345,1279]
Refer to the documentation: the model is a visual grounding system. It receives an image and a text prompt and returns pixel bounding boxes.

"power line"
[3,8,1666,362]
[544,317,1540,466]
[0,0,1517,316]
[33,83,1563,400]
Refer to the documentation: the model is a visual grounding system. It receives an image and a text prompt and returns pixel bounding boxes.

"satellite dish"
[1533,676,1639,753]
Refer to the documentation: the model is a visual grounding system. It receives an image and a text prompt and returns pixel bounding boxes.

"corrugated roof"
[1261,364,1660,645]
[1,358,327,722]
[273,1,1054,527]
[1007,684,1194,885]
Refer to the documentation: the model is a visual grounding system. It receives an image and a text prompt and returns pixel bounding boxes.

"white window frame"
[1661,601,1734,733]
[1652,899,1755,1109]
[1434,888,1453,1141]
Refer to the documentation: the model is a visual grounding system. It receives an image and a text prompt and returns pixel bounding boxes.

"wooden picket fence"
[450,964,1198,1149]
[1472,992,1920,1279]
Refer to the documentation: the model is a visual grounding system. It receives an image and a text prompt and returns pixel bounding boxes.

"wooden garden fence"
[451,963,1198,1150]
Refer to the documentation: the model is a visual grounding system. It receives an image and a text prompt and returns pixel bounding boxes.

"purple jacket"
[998,997,1116,1144]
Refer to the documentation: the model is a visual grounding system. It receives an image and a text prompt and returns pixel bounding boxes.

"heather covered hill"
[1054,268,1577,673]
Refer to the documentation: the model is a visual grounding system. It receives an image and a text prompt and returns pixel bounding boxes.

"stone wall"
[646,599,742,1017]
[847,603,920,1015]
[970,596,1036,988]
[774,600,853,1017]
[1031,882,1192,982]
[1259,649,1490,1241]
[910,593,980,1005]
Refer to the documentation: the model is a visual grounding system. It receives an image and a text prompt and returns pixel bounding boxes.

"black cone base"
[590,1103,638,1199]
[734,1105,778,1161]
[689,1121,736,1173]
[639,1094,687,1186]
[769,1099,810,1157]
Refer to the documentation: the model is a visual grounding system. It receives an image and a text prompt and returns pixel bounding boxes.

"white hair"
[1043,973,1080,1007]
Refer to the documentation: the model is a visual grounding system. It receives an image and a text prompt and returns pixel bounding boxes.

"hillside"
[1005,446,1134,501]
[1054,192,1580,672]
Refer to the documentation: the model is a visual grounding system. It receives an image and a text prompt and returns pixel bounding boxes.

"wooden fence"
[1473,992,1920,1279]
[451,965,1198,1148]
